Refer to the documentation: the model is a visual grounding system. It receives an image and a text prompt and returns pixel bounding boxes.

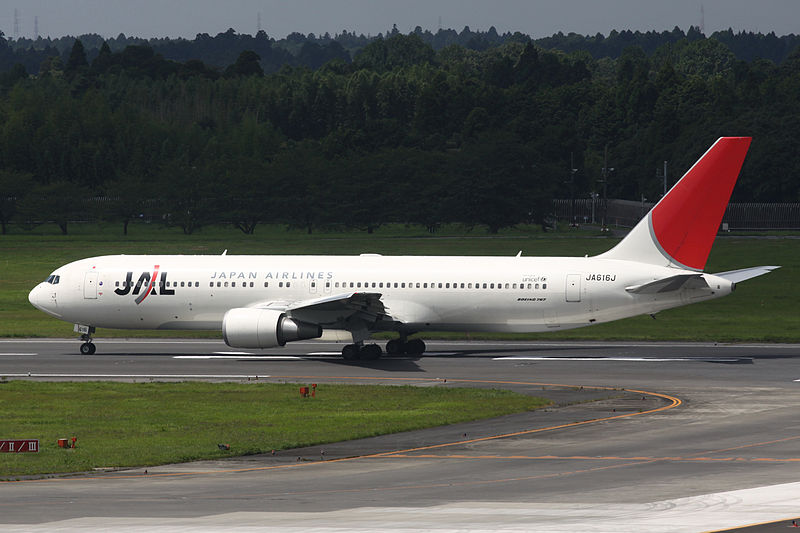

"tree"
[65,39,88,73]
[0,170,33,234]
[158,162,218,235]
[16,182,92,235]
[101,175,151,235]
[225,50,264,77]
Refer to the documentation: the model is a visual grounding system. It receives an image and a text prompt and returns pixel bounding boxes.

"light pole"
[600,145,613,232]
[569,152,578,227]
[656,160,668,197]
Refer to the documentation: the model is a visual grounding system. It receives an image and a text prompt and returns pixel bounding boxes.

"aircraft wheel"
[341,344,359,361]
[385,339,402,355]
[404,339,426,355]
[80,342,96,355]
[360,344,382,361]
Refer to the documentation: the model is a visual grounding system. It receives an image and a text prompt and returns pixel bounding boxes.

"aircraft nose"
[28,283,60,317]
[28,284,41,309]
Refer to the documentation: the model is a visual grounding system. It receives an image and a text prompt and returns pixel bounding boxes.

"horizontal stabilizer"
[626,274,708,294]
[714,266,780,283]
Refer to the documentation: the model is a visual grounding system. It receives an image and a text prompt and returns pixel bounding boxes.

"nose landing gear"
[75,324,96,355]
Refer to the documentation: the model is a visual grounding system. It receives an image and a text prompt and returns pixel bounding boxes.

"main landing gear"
[75,324,96,355]
[341,343,382,361]
[340,338,427,361]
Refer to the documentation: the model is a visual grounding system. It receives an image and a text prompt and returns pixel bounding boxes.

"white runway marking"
[0,374,268,379]
[175,355,304,360]
[0,353,38,356]
[494,356,731,362]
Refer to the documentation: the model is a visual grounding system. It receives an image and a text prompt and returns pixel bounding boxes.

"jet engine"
[222,308,322,349]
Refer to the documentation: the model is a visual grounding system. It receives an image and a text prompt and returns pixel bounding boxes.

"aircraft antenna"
[13,8,20,39]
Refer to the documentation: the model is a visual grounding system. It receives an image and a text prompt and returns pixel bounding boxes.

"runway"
[2,339,800,531]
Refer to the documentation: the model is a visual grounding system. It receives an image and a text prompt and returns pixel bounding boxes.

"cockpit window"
[54,275,60,284]
[44,275,60,285]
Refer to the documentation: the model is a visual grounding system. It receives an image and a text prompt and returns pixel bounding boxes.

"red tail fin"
[651,137,751,270]
[599,137,751,270]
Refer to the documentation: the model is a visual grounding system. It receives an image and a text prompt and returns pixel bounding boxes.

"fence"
[553,199,800,230]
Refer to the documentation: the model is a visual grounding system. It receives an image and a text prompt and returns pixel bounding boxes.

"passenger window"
[279,282,283,288]
[286,282,291,287]
[490,283,494,289]
[468,283,472,289]
[482,283,487,289]
[224,282,229,287]
[311,282,316,288]
[505,283,509,289]
[535,283,539,289]
[372,282,376,288]
[401,283,406,288]
[181,282,185,287]
[543,283,547,289]
[209,282,213,287]
[325,282,330,288]
[232,282,236,287]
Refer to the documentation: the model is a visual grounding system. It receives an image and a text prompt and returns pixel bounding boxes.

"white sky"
[1,0,798,40]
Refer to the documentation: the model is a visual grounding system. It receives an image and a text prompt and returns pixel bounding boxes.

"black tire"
[385,339,402,355]
[80,342,96,355]
[360,344,382,361]
[405,338,426,355]
[341,344,359,360]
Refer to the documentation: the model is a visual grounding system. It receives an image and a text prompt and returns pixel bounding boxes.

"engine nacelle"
[222,308,322,349]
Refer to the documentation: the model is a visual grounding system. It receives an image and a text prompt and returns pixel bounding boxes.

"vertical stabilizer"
[599,137,751,271]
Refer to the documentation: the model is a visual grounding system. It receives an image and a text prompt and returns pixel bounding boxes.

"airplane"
[28,137,778,360]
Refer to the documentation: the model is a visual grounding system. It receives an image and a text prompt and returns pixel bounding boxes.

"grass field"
[1,222,797,341]
[0,381,549,478]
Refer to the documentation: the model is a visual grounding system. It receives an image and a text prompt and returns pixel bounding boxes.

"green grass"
[1,222,798,341]
[0,381,549,477]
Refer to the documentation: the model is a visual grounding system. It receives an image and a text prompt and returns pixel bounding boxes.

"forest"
[0,26,799,235]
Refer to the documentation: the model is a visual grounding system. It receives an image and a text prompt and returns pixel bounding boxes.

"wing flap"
[254,292,391,327]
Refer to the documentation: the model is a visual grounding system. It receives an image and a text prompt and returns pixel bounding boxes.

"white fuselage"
[28,254,733,334]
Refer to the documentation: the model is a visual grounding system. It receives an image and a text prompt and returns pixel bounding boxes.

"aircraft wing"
[714,265,780,283]
[625,274,708,294]
[254,292,392,327]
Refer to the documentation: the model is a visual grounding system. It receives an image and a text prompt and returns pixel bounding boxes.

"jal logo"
[114,265,174,304]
